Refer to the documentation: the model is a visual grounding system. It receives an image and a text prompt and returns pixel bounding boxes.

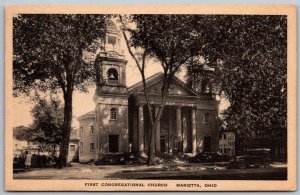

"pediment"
[146,80,196,96]
[128,73,198,97]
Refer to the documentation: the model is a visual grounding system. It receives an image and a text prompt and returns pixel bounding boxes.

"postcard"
[5,4,296,191]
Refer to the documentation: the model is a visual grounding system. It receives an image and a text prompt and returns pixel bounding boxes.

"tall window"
[204,113,210,123]
[80,127,83,135]
[110,108,117,120]
[90,125,94,135]
[107,68,118,85]
[90,143,95,151]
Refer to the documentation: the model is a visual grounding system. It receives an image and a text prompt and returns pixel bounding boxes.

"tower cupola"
[94,20,128,97]
[102,20,123,54]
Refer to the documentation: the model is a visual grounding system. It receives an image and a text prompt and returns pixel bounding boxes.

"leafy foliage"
[13,14,111,166]
[186,15,287,139]
[13,98,65,151]
[13,125,33,141]
[13,14,110,95]
[129,15,204,74]
[30,98,64,145]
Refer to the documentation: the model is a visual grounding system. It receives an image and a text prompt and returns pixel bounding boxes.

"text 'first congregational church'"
[76,21,219,162]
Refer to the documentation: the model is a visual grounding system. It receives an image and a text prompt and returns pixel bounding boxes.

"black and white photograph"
[5,5,296,191]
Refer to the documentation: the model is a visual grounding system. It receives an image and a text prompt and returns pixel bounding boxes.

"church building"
[76,21,219,162]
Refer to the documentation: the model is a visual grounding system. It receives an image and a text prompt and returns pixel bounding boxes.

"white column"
[192,108,197,154]
[176,107,183,153]
[176,107,182,141]
[182,114,188,153]
[168,109,173,154]
[138,105,144,154]
[155,106,161,153]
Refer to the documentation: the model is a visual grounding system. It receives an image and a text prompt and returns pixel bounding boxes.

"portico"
[135,104,198,155]
[128,73,218,156]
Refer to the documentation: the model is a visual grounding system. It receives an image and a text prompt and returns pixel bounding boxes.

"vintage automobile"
[188,152,230,163]
[227,148,271,169]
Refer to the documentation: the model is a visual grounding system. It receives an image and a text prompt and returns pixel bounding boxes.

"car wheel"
[238,161,246,169]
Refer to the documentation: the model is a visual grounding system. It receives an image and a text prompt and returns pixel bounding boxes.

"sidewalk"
[13,162,287,180]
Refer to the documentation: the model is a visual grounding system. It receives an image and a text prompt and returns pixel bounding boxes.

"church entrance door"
[204,136,212,152]
[160,135,167,153]
[109,135,119,153]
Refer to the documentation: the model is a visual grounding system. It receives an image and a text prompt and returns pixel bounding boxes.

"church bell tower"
[93,20,129,158]
[94,20,127,94]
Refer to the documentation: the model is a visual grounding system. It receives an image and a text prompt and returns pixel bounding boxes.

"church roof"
[127,72,199,97]
[127,72,162,93]
[77,110,95,120]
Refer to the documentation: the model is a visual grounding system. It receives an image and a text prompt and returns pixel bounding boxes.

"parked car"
[189,152,230,163]
[227,148,271,169]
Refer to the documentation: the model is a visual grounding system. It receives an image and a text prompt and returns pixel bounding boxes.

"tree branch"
[119,15,143,74]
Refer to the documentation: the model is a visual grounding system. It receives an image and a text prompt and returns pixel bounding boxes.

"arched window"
[107,35,117,46]
[90,125,94,135]
[201,78,211,93]
[110,108,117,120]
[107,68,118,85]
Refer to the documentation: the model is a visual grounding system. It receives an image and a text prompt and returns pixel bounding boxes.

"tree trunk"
[147,124,156,165]
[147,95,169,165]
[53,144,56,156]
[58,89,73,168]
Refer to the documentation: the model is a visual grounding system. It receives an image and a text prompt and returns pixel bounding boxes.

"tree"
[186,15,287,145]
[13,97,72,155]
[120,15,204,165]
[13,14,111,167]
[13,125,33,141]
[30,97,64,154]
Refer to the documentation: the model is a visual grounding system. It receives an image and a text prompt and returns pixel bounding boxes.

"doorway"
[204,136,212,152]
[160,135,167,153]
[109,135,119,153]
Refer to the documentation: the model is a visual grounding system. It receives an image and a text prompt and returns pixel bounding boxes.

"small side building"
[77,111,96,162]
[67,132,80,162]
[219,132,235,157]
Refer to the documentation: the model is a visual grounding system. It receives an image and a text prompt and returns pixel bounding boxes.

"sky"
[12,18,229,129]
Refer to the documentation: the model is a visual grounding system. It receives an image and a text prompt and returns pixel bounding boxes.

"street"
[13,162,287,180]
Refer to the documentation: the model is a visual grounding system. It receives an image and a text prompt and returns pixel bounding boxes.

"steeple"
[94,20,128,98]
